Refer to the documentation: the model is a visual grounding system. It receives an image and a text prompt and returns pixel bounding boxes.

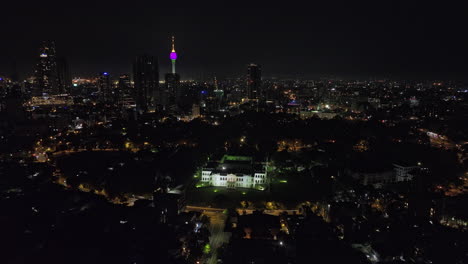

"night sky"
[1,1,467,80]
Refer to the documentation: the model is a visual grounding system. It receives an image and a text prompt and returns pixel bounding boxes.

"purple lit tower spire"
[170,36,177,74]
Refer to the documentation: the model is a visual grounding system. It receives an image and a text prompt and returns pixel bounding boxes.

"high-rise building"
[0,77,6,98]
[34,41,59,95]
[213,77,224,110]
[56,57,71,94]
[191,103,200,119]
[118,74,135,108]
[165,73,181,102]
[247,63,262,100]
[133,55,159,112]
[118,74,131,92]
[97,72,111,102]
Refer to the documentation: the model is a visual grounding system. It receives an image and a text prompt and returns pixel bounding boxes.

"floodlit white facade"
[201,170,267,189]
[201,156,267,189]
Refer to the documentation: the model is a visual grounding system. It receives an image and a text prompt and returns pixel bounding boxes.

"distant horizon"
[1,2,467,81]
[13,70,468,83]
[2,47,468,82]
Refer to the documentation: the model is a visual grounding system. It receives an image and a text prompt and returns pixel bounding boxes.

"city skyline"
[1,2,467,263]
[1,1,467,80]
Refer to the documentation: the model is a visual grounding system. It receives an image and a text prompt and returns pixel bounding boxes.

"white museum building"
[200,155,267,189]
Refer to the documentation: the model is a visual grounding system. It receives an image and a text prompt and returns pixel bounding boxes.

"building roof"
[214,162,253,175]
[204,155,266,175]
[220,155,253,163]
[393,161,418,168]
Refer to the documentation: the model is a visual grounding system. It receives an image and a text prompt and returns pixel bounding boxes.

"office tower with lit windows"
[118,74,135,108]
[97,72,112,102]
[165,72,181,103]
[213,76,224,110]
[0,77,5,98]
[34,41,59,95]
[133,55,159,112]
[247,63,262,100]
[119,74,131,91]
[118,74,131,96]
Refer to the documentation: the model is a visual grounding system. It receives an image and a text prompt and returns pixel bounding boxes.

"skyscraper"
[118,74,135,108]
[0,77,6,98]
[191,103,200,119]
[133,55,159,112]
[34,41,59,95]
[247,63,262,100]
[165,73,181,102]
[97,72,111,102]
[165,36,181,105]
[56,57,71,94]
[118,74,131,94]
[213,76,224,110]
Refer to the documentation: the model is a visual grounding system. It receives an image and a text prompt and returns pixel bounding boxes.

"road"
[186,206,230,264]
[51,148,120,157]
[204,210,230,264]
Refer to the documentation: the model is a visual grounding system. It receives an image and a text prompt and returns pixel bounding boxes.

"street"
[186,206,230,264]
[205,210,230,264]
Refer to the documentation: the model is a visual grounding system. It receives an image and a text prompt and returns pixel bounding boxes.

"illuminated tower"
[165,36,181,105]
[170,36,177,74]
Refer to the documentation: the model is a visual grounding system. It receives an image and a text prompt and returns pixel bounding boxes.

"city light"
[2,6,466,264]
[170,52,177,60]
[203,243,211,254]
